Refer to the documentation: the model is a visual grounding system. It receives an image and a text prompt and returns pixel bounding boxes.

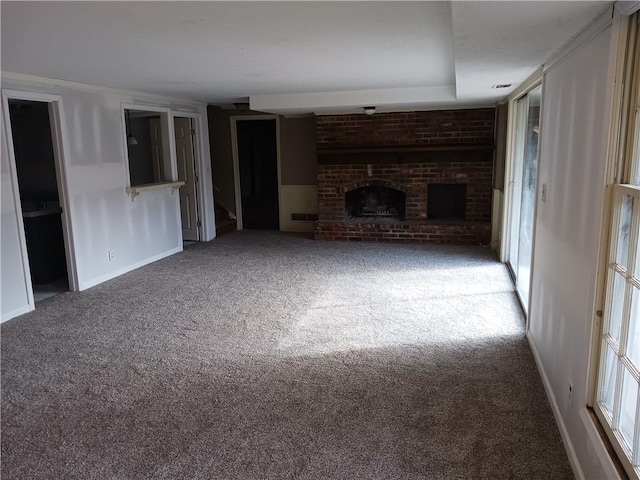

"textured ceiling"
[1,1,611,114]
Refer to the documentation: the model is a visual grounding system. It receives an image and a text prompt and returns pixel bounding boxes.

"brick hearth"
[314,109,495,245]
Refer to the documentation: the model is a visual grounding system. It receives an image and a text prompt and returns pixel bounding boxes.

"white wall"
[1,75,214,322]
[1,108,32,319]
[527,19,620,480]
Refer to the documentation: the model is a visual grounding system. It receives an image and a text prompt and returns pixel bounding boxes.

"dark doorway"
[8,99,69,302]
[236,119,279,230]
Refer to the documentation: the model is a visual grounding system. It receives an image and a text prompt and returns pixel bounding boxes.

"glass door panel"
[507,85,542,311]
[507,98,526,276]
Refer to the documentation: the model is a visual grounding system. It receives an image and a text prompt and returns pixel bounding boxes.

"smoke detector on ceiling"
[492,84,513,89]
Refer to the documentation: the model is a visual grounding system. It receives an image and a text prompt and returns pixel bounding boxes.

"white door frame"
[172,111,205,241]
[230,115,282,230]
[122,104,212,242]
[499,72,543,263]
[499,75,543,324]
[505,93,530,281]
[1,89,80,309]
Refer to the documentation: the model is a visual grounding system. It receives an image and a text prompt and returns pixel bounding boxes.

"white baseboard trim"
[578,408,622,480]
[78,246,183,291]
[1,304,34,324]
[527,332,585,480]
[527,334,620,479]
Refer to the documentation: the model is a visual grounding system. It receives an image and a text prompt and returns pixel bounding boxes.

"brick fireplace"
[314,109,495,245]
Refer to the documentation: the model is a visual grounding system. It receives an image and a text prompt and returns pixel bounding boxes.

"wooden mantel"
[317,144,495,165]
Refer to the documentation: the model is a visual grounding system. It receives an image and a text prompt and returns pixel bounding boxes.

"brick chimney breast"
[315,108,495,245]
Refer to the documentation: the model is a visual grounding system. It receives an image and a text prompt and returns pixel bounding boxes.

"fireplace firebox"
[345,186,406,222]
[315,158,492,244]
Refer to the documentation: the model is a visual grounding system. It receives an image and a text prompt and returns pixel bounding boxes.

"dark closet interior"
[9,99,68,300]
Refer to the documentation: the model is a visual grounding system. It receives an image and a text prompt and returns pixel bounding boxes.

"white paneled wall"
[1,75,214,322]
[528,18,620,480]
[1,110,32,319]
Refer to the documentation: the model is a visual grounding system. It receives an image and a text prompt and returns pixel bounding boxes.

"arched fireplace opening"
[345,186,406,222]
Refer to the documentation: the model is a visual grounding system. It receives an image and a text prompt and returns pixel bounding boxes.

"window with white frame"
[595,13,640,479]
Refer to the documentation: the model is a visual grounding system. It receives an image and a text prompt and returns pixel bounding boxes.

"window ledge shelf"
[126,181,185,200]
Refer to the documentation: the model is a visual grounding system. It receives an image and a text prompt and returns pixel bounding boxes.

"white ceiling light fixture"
[363,106,376,115]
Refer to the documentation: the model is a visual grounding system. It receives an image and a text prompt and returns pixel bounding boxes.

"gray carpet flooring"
[1,231,573,479]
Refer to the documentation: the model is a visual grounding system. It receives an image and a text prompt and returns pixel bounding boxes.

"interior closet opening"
[8,99,69,302]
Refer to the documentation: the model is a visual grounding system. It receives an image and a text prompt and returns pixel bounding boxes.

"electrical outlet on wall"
[568,381,573,407]
[108,250,115,262]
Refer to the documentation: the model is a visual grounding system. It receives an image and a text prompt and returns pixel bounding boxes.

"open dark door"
[237,119,279,230]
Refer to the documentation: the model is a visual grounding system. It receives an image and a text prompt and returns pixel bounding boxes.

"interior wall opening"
[235,119,279,230]
[124,109,172,187]
[8,99,69,302]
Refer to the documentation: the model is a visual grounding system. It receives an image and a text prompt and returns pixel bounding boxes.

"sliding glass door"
[507,85,542,311]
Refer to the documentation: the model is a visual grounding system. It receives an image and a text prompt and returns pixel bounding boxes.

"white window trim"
[594,183,640,479]
[121,103,176,189]
[590,8,640,479]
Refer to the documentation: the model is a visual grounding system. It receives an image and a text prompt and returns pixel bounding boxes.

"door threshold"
[33,278,68,303]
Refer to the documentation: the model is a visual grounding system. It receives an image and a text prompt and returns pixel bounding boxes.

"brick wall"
[314,222,492,245]
[316,108,495,148]
[314,108,495,245]
[318,162,492,223]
